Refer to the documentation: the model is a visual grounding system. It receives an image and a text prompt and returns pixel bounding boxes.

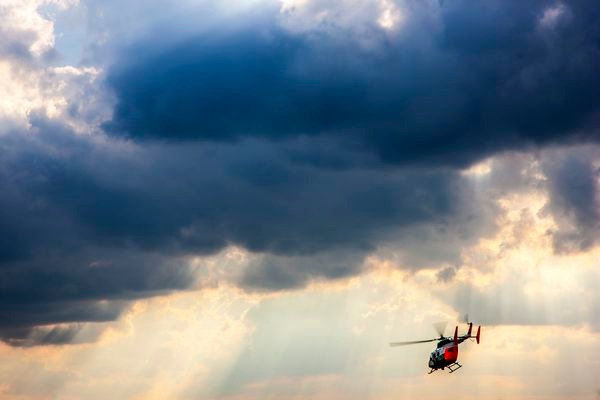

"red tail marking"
[475,326,481,344]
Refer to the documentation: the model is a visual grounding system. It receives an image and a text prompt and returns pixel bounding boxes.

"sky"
[0,0,600,398]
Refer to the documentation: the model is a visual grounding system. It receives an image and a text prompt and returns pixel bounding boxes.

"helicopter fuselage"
[428,339,458,370]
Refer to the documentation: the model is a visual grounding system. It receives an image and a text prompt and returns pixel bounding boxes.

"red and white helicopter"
[390,321,481,374]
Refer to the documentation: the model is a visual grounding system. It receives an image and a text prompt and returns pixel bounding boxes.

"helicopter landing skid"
[447,362,462,373]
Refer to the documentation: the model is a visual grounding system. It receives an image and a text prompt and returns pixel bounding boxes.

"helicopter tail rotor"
[475,325,481,344]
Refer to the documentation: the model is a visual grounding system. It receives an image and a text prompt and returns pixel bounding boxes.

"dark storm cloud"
[0,112,488,344]
[1,314,112,347]
[0,119,193,345]
[105,0,600,167]
[4,0,600,346]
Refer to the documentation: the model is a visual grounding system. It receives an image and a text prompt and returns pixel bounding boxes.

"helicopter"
[389,321,481,374]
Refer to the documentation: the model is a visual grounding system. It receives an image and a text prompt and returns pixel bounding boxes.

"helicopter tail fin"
[467,322,472,337]
[453,326,458,345]
[475,326,481,344]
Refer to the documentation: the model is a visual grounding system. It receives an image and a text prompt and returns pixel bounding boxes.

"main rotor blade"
[389,338,437,347]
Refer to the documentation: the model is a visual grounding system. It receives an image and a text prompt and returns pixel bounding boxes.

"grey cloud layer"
[0,114,486,344]
[2,0,600,345]
[542,149,600,253]
[106,0,600,167]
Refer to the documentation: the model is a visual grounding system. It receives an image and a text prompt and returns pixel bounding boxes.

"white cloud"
[539,3,567,28]
[377,0,404,30]
[0,0,95,126]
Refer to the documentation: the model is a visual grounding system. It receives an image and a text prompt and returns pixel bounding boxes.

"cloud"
[0,112,495,344]
[541,148,600,252]
[0,0,60,63]
[447,263,600,330]
[435,178,600,331]
[0,0,102,126]
[239,251,367,291]
[1,0,600,348]
[104,0,600,167]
